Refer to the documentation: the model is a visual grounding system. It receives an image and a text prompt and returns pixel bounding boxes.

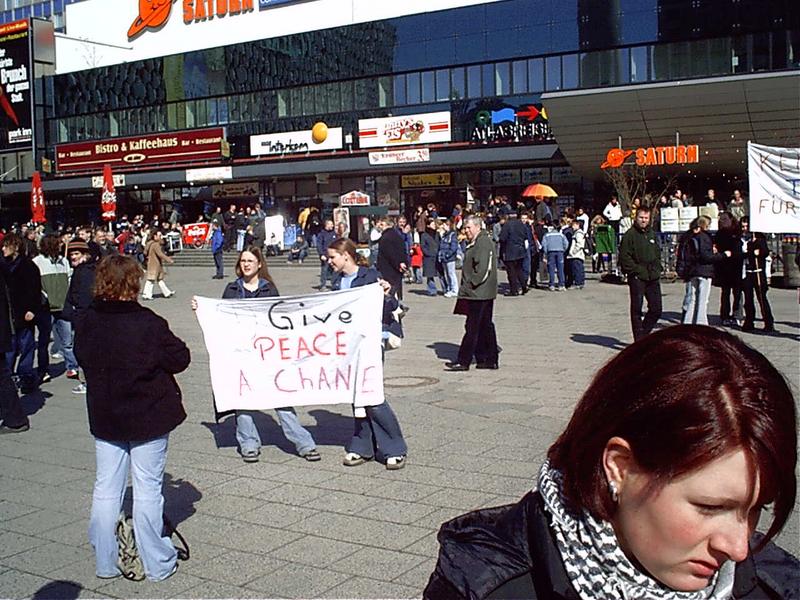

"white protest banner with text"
[747,142,800,233]
[195,285,385,412]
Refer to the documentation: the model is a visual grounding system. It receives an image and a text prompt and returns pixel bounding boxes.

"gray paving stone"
[0,542,93,576]
[181,550,288,586]
[288,512,430,552]
[0,500,39,522]
[33,520,92,548]
[2,509,83,536]
[393,556,438,589]
[329,546,428,581]
[95,569,205,598]
[243,562,350,598]
[0,531,47,559]
[195,493,265,518]
[321,575,420,599]
[237,502,317,528]
[178,581,266,598]
[0,569,52,599]
[268,535,362,568]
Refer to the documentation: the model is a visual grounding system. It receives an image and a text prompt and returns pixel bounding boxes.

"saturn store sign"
[600,145,700,169]
[56,127,225,172]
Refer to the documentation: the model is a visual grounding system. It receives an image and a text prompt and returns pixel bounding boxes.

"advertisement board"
[0,19,32,151]
[340,191,370,206]
[358,111,451,149]
[368,148,430,166]
[400,173,451,188]
[56,127,225,172]
[250,127,343,156]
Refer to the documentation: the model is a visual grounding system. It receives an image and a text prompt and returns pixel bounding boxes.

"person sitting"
[425,325,797,599]
[286,235,309,264]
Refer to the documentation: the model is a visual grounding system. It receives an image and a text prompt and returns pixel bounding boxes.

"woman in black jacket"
[714,213,745,326]
[425,326,797,599]
[740,217,775,332]
[74,255,190,582]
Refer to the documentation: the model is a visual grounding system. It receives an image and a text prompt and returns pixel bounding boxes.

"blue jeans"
[546,251,565,288]
[569,258,585,287]
[34,311,52,379]
[235,408,316,456]
[288,249,307,263]
[443,261,459,294]
[522,251,531,283]
[89,435,176,581]
[51,314,78,371]
[236,230,246,252]
[683,277,712,325]
[213,250,224,277]
[5,327,36,388]
[319,261,333,288]
[347,401,407,459]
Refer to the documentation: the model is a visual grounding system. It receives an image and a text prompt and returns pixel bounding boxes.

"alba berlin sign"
[127,0,255,39]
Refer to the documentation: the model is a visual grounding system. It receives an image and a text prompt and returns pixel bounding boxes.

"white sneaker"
[72,383,87,394]
[50,352,64,361]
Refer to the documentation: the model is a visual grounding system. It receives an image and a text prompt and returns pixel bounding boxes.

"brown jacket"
[145,238,172,280]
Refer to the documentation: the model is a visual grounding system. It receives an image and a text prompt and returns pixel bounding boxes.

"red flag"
[101,164,117,222]
[30,171,46,223]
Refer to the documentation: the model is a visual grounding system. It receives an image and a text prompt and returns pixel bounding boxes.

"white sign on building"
[358,112,451,149]
[250,128,343,156]
[368,148,431,165]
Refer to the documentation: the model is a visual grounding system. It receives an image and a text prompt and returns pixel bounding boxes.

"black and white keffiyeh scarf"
[537,461,735,600]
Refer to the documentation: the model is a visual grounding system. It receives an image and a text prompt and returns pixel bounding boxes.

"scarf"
[537,461,735,600]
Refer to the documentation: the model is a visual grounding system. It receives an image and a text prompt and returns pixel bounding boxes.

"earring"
[609,481,619,503]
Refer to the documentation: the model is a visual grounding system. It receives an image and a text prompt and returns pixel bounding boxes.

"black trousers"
[457,300,499,366]
[628,277,662,342]
[504,259,526,295]
[720,283,742,321]
[0,359,27,428]
[742,271,774,329]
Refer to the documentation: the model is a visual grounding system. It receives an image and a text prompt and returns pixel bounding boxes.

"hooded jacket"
[424,491,799,600]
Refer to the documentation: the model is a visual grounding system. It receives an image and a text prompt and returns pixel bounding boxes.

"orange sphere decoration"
[311,122,328,144]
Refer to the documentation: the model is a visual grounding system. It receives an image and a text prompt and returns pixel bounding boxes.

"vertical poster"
[0,19,32,150]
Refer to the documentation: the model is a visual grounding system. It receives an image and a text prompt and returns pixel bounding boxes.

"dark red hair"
[548,325,796,545]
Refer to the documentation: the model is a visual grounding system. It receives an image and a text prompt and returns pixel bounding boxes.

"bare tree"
[604,165,678,214]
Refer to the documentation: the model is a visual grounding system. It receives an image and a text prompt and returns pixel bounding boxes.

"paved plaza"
[0,264,797,599]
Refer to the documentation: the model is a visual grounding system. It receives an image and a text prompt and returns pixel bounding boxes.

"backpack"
[115,513,189,581]
[676,234,699,281]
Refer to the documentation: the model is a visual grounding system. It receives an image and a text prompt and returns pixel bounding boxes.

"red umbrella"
[522,183,558,198]
[101,164,117,223]
[30,171,46,224]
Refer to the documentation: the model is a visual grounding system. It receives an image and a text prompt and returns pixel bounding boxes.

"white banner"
[195,285,385,412]
[250,128,343,156]
[358,111,451,149]
[368,148,430,165]
[748,142,800,233]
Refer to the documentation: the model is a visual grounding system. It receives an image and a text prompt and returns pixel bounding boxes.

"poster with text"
[195,285,385,412]
[0,19,32,150]
[748,142,800,233]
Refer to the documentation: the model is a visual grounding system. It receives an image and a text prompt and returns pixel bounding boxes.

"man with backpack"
[679,216,731,325]
[619,207,662,341]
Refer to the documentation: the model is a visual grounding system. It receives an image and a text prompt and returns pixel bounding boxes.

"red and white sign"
[358,111,451,149]
[30,171,45,223]
[182,222,211,247]
[339,190,370,207]
[56,128,225,172]
[100,164,117,222]
[368,148,431,165]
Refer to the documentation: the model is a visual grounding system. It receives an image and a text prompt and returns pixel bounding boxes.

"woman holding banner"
[327,237,408,470]
[218,246,321,463]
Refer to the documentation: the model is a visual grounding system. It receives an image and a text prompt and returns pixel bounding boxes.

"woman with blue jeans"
[201,246,321,464]
[74,255,190,581]
[438,220,459,298]
[541,223,569,291]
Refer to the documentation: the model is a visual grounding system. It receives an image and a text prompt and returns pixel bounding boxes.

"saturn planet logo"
[127,0,176,39]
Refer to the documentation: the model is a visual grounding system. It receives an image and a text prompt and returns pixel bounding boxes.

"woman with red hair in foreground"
[425,325,797,599]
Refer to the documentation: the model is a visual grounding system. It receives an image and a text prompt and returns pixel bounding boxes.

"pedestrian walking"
[619,207,662,341]
[74,255,189,582]
[498,210,529,296]
[142,230,175,300]
[376,216,408,299]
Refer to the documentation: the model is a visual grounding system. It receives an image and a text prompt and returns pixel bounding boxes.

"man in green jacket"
[619,207,662,341]
[446,216,499,371]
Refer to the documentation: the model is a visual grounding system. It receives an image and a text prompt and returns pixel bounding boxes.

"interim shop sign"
[56,127,225,172]
[600,144,700,169]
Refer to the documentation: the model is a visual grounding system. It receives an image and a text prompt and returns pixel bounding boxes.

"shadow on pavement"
[426,341,460,361]
[570,333,628,351]
[31,580,82,599]
[163,472,202,526]
[21,389,51,417]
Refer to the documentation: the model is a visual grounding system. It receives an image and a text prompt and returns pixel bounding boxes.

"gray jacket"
[458,230,497,301]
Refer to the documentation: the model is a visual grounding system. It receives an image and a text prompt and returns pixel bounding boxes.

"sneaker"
[0,423,29,434]
[40,373,52,384]
[65,369,80,379]
[50,352,64,361]
[548,286,556,292]
[385,456,406,470]
[301,449,321,462]
[72,383,87,394]
[558,287,567,292]
[342,452,369,467]
[164,291,175,298]
[241,449,260,463]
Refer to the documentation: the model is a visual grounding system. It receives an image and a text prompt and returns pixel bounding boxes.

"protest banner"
[747,142,800,233]
[195,284,385,412]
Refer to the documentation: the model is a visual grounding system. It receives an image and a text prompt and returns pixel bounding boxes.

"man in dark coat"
[376,216,407,299]
[0,240,30,433]
[315,219,336,290]
[62,239,97,394]
[619,208,662,342]
[222,204,237,251]
[498,211,529,296]
[446,216,499,371]
[421,219,441,296]
[2,234,42,394]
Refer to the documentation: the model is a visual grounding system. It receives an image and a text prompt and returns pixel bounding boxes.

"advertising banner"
[194,285,385,412]
[339,191,370,207]
[0,19,32,151]
[748,142,800,233]
[358,111,451,149]
[186,166,233,182]
[368,148,430,166]
[56,127,225,172]
[250,127,343,156]
[400,173,451,188]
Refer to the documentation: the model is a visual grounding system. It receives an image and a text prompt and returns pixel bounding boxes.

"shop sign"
[400,173,451,188]
[368,148,430,166]
[600,145,700,169]
[492,169,521,185]
[340,190,370,206]
[212,182,258,197]
[0,19,33,151]
[358,111,451,149]
[250,127,343,157]
[127,0,255,39]
[55,127,225,172]
[470,104,553,145]
[659,207,680,233]
[91,173,126,188]
[551,166,581,185]
[185,165,233,182]
[522,167,550,184]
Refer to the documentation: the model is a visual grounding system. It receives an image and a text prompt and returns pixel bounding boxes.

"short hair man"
[618,208,662,341]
